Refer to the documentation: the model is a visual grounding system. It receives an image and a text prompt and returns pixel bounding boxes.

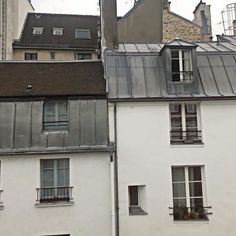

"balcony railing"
[170,130,202,144]
[36,187,73,203]
[43,120,68,131]
[169,206,212,221]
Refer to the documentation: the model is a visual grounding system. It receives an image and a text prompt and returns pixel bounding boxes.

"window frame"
[24,52,38,61]
[50,51,56,60]
[53,28,64,36]
[171,166,208,221]
[43,100,69,131]
[169,102,202,144]
[32,27,44,35]
[75,29,91,39]
[171,49,193,83]
[76,53,92,60]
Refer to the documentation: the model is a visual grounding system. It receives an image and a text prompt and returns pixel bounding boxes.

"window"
[171,49,193,82]
[128,185,147,215]
[75,29,91,39]
[25,53,38,60]
[37,159,72,203]
[43,100,68,131]
[170,103,202,144]
[76,53,92,60]
[50,51,56,60]
[33,27,43,35]
[53,28,63,35]
[171,166,208,221]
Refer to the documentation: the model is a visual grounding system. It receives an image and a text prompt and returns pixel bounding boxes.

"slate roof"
[105,41,236,100]
[13,13,99,50]
[0,61,105,98]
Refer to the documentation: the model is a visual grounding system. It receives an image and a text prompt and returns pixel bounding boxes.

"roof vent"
[35,14,41,19]
[25,85,33,92]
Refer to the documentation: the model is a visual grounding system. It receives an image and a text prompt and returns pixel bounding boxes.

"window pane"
[75,29,91,39]
[41,170,54,187]
[58,159,69,169]
[41,159,54,169]
[172,167,185,182]
[188,167,202,181]
[58,169,69,187]
[129,186,139,206]
[173,199,187,208]
[190,198,203,208]
[189,182,203,197]
[173,183,186,198]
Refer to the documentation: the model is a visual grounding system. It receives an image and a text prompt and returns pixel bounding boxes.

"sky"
[31,0,233,37]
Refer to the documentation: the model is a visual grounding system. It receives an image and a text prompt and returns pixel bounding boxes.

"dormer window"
[75,29,91,39]
[33,27,43,35]
[171,49,193,82]
[53,28,63,36]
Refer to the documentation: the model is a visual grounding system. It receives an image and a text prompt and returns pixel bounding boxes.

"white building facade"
[105,40,236,236]
[0,0,34,60]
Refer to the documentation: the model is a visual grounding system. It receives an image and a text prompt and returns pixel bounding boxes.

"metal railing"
[172,71,193,83]
[170,130,202,144]
[169,206,212,221]
[36,187,73,203]
[43,120,68,130]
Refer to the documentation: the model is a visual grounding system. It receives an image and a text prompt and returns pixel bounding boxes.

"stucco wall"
[109,100,236,236]
[163,9,203,43]
[13,49,98,61]
[0,153,112,236]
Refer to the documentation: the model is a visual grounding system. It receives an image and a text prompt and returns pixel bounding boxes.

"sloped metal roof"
[105,44,236,100]
[116,41,236,54]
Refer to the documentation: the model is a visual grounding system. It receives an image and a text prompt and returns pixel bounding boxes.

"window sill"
[173,219,209,224]
[35,201,74,208]
[170,143,204,148]
[129,207,148,216]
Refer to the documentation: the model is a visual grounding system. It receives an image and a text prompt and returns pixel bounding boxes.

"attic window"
[171,49,193,82]
[53,28,63,36]
[75,29,91,39]
[33,27,43,35]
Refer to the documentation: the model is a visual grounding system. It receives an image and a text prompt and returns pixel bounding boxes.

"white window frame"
[169,102,202,143]
[53,28,63,36]
[172,166,207,209]
[171,49,193,82]
[75,29,91,39]
[32,27,44,35]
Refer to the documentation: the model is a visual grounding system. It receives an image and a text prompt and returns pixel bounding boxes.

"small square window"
[128,185,147,215]
[76,53,92,60]
[25,53,38,60]
[43,100,68,131]
[32,27,43,35]
[53,28,63,35]
[50,52,56,60]
[75,29,91,39]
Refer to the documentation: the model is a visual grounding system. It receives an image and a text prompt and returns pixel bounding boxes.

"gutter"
[113,103,120,236]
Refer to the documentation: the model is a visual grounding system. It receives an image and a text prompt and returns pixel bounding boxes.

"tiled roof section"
[105,48,236,100]
[0,61,105,98]
[13,13,99,50]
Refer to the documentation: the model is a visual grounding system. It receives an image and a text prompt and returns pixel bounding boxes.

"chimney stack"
[193,1,212,39]
[100,0,118,50]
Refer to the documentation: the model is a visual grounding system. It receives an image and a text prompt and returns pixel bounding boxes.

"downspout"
[114,102,119,236]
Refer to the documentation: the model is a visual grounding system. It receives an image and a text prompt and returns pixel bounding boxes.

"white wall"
[0,152,112,236]
[110,100,236,236]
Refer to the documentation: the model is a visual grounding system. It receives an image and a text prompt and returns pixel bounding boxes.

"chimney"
[164,0,171,11]
[100,0,118,50]
[193,1,212,38]
[233,20,236,36]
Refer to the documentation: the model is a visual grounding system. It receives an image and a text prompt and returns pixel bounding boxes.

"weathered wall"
[0,153,112,236]
[118,0,164,43]
[109,100,236,236]
[163,8,203,43]
[13,49,98,61]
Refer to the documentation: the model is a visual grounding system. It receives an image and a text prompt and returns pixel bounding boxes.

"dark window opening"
[25,53,38,60]
[77,53,92,60]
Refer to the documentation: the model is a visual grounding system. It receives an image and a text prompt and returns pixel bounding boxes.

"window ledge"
[35,201,74,208]
[129,207,148,216]
[173,219,209,224]
[170,143,205,148]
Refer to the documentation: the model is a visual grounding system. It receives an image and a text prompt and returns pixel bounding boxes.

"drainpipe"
[113,103,119,236]
[110,153,116,236]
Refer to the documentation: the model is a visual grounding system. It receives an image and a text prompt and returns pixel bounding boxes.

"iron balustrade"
[170,130,202,144]
[169,206,212,221]
[36,187,73,203]
[43,120,68,130]
[172,71,193,82]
